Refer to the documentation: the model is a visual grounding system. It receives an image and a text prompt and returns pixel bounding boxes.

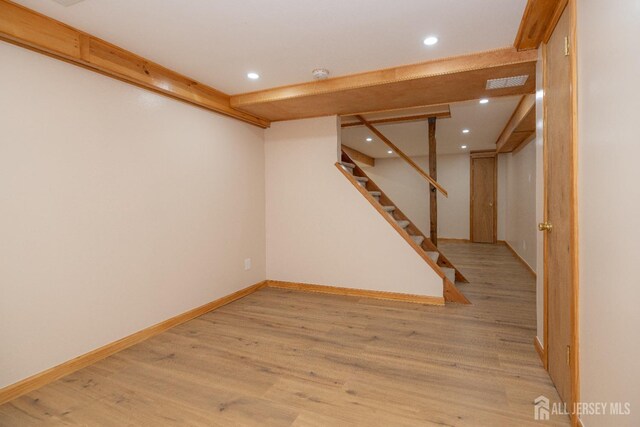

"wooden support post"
[428,117,438,246]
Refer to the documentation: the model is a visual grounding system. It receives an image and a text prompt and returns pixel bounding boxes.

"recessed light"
[423,36,438,46]
[462,129,470,134]
[247,72,260,80]
[479,98,489,104]
[461,145,468,149]
[387,150,393,154]
[366,137,373,142]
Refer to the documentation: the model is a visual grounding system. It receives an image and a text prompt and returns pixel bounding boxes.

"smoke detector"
[312,68,330,80]
[51,0,85,6]
[486,75,529,90]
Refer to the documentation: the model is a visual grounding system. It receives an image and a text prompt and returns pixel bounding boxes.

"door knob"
[538,222,553,232]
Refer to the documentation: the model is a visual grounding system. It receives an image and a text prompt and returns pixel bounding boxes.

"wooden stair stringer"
[336,152,470,305]
[340,151,468,284]
[444,277,471,304]
[334,163,445,281]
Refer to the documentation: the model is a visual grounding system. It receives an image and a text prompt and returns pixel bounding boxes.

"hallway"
[0,242,569,426]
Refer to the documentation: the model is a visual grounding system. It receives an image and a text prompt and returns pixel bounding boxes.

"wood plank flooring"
[0,242,570,426]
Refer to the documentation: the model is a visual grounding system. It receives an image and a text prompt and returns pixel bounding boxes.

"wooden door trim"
[469,153,497,243]
[493,156,498,243]
[568,0,580,421]
[542,0,580,424]
[542,40,550,371]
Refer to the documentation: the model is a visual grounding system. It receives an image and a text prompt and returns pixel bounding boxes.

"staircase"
[336,150,470,304]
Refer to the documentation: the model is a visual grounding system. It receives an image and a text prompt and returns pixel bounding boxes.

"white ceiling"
[341,96,522,157]
[15,0,527,94]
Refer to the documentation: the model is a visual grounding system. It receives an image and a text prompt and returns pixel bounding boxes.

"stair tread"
[411,235,424,245]
[340,164,354,174]
[369,191,381,196]
[426,251,440,262]
[382,205,396,212]
[355,176,369,182]
[341,161,356,168]
[396,220,410,228]
[441,266,456,283]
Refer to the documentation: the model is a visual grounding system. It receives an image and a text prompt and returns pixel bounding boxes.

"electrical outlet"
[244,258,251,271]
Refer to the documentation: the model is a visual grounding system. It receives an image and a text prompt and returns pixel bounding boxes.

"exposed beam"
[428,117,438,246]
[514,0,568,50]
[341,112,451,128]
[496,94,536,153]
[470,150,497,158]
[0,0,269,128]
[355,115,448,197]
[342,146,375,167]
[341,104,451,128]
[231,48,538,121]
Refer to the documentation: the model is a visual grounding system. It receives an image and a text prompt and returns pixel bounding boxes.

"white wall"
[361,154,470,240]
[0,42,266,388]
[502,142,537,270]
[265,117,443,297]
[577,1,640,425]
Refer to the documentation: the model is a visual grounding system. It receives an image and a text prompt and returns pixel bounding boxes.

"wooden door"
[543,4,576,406]
[470,155,496,243]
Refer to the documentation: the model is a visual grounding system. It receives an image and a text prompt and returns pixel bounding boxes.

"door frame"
[469,150,497,243]
[541,0,580,424]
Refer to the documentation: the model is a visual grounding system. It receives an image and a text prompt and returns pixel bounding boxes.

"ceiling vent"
[51,0,85,6]
[486,75,529,90]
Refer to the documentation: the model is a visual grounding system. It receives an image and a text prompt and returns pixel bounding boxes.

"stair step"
[441,267,456,283]
[382,205,396,213]
[396,220,410,229]
[426,251,439,262]
[341,165,354,175]
[340,162,355,175]
[369,191,381,200]
[354,176,368,188]
[410,235,424,245]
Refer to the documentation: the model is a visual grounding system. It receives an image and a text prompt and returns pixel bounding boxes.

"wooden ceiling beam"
[496,94,536,153]
[514,0,568,50]
[0,0,270,128]
[341,146,375,167]
[230,48,538,122]
[341,112,451,128]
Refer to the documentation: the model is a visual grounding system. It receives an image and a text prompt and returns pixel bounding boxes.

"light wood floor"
[0,242,570,426]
